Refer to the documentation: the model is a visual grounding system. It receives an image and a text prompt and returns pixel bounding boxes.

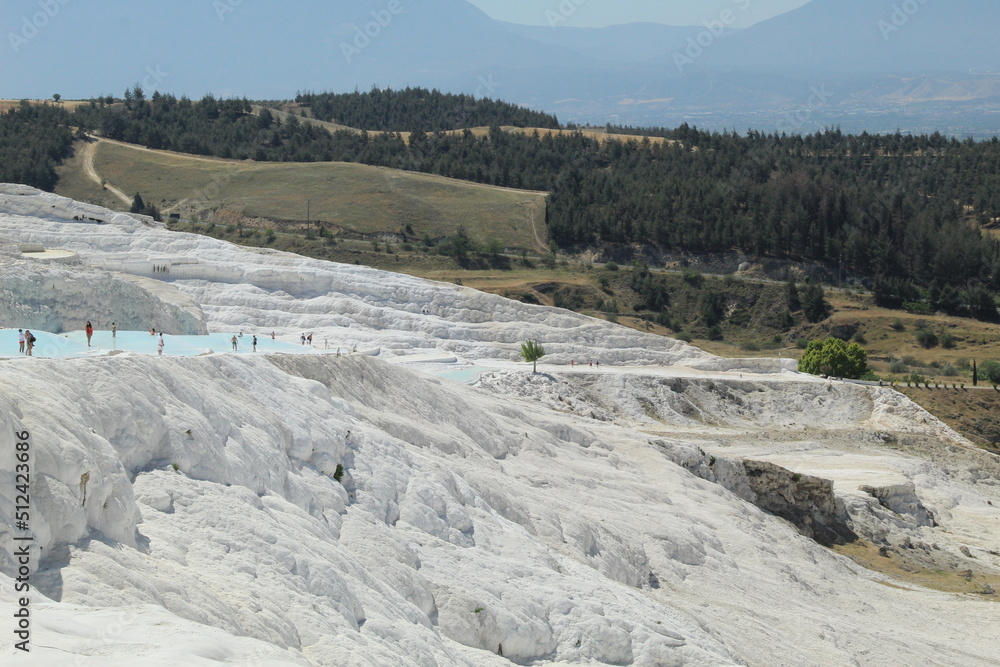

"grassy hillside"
[0,99,90,112]
[445,126,674,145]
[55,140,548,250]
[897,386,1000,453]
[817,295,1000,369]
[265,106,672,146]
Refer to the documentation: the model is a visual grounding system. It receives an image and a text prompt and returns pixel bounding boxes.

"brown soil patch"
[834,539,1000,599]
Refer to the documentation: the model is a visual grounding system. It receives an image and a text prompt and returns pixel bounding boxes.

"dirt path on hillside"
[93,137,236,164]
[80,140,131,205]
[527,198,548,253]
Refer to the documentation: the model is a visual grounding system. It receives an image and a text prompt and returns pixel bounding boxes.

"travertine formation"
[1,187,998,666]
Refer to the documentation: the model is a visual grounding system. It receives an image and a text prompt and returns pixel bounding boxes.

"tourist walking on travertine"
[231,335,238,351]
[301,334,306,345]
[112,322,117,339]
[85,321,94,347]
[24,330,34,356]
[252,335,257,352]
[18,329,24,354]
[158,333,165,356]
[307,333,313,346]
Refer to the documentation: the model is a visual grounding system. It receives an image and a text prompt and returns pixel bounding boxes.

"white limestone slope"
[0,188,998,666]
[0,258,207,335]
[0,353,996,666]
[0,185,779,370]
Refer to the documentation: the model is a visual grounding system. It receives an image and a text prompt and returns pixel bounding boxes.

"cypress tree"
[130,193,146,214]
[787,280,801,312]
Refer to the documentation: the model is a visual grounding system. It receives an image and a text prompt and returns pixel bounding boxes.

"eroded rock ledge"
[660,442,857,546]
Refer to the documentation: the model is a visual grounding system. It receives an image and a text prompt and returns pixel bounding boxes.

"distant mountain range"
[496,21,729,65]
[700,0,999,74]
[3,0,998,135]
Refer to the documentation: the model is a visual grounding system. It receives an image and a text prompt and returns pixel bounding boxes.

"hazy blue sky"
[466,0,811,29]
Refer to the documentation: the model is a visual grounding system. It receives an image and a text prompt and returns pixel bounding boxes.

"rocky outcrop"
[657,443,857,546]
[742,460,857,547]
[859,483,936,528]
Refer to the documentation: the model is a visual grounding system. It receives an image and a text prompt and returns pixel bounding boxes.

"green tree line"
[296,87,560,132]
[0,101,74,190]
[2,89,998,317]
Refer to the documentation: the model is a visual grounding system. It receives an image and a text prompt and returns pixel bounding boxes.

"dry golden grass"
[257,106,672,146]
[253,105,360,135]
[833,539,1000,599]
[56,140,549,250]
[897,385,1000,452]
[55,144,104,202]
[436,126,673,146]
[821,291,1000,369]
[0,99,89,112]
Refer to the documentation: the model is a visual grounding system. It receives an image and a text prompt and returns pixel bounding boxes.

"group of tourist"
[11,322,319,358]
[86,321,117,346]
[15,329,36,356]
[230,332,259,352]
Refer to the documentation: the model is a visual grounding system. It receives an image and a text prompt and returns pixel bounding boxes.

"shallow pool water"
[434,366,495,384]
[0,329,91,359]
[0,329,319,359]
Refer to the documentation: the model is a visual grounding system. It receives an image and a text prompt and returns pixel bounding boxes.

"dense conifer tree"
[3,90,998,317]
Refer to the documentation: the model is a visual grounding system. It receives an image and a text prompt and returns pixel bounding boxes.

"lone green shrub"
[980,360,1000,385]
[798,338,869,379]
[916,329,939,349]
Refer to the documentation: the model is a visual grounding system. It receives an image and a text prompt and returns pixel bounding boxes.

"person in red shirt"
[85,321,94,347]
